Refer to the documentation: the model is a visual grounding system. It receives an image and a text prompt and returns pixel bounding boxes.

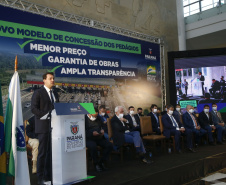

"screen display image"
[174,55,226,105]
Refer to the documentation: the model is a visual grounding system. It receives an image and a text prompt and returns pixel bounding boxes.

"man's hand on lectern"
[93,131,100,136]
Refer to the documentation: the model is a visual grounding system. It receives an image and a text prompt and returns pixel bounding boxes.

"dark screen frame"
[168,47,226,106]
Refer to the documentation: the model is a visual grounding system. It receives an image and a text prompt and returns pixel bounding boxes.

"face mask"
[89,116,96,121]
[189,109,194,113]
[168,110,173,115]
[101,112,105,116]
[153,109,157,113]
[118,114,124,119]
[176,108,180,112]
[212,107,217,111]
[130,111,135,115]
[204,109,209,113]
[165,108,167,111]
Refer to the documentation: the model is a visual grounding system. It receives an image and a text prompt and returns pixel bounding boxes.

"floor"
[185,169,226,185]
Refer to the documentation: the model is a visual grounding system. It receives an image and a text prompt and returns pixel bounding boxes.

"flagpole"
[13,55,17,185]
[15,56,18,72]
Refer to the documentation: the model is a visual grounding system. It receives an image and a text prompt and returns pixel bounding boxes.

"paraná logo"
[71,124,79,135]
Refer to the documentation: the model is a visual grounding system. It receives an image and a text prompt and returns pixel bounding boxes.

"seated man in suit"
[98,105,109,140]
[173,104,182,122]
[199,105,224,145]
[162,105,195,153]
[135,107,143,122]
[111,106,152,164]
[161,105,167,115]
[211,103,226,139]
[85,107,113,172]
[183,105,207,147]
[124,106,140,132]
[26,115,39,174]
[209,79,221,98]
[147,104,161,135]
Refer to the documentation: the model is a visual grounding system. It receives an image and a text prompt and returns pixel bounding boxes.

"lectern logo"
[71,124,79,135]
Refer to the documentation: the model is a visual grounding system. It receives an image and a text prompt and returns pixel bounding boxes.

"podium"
[51,103,94,185]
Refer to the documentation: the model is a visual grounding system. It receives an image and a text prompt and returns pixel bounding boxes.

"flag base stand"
[44,176,95,185]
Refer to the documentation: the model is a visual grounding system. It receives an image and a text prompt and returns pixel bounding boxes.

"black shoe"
[195,144,199,148]
[187,148,196,153]
[95,164,103,172]
[223,138,226,141]
[37,179,45,185]
[142,157,154,164]
[176,150,182,154]
[209,142,216,146]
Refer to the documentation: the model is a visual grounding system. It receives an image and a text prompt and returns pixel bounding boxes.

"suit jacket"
[147,112,160,131]
[98,113,109,133]
[26,116,38,139]
[199,75,205,84]
[198,111,213,128]
[111,115,130,147]
[85,115,103,140]
[124,114,140,131]
[210,110,224,126]
[182,111,200,130]
[134,114,141,125]
[173,110,182,123]
[162,114,182,138]
[31,86,59,134]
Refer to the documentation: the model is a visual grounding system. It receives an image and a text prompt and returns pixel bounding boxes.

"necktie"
[50,90,54,104]
[190,114,198,128]
[170,116,178,128]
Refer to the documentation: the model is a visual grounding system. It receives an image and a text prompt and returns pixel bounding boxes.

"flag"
[4,56,30,185]
[0,81,7,185]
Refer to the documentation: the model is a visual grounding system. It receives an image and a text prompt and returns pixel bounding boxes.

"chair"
[140,116,166,153]
[107,117,134,162]
[23,120,32,160]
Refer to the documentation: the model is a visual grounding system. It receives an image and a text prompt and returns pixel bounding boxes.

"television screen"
[174,55,226,106]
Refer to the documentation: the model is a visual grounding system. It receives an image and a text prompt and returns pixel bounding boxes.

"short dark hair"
[99,105,106,110]
[150,104,157,109]
[137,107,142,111]
[204,105,209,108]
[199,72,202,74]
[212,103,217,106]
[212,79,215,81]
[128,106,134,110]
[167,104,174,109]
[43,72,54,80]
[176,104,180,107]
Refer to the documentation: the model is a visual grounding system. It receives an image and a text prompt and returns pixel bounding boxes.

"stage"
[7,143,225,185]
[77,144,226,185]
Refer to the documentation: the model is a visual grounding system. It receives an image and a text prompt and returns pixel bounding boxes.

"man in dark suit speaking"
[31,72,59,185]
